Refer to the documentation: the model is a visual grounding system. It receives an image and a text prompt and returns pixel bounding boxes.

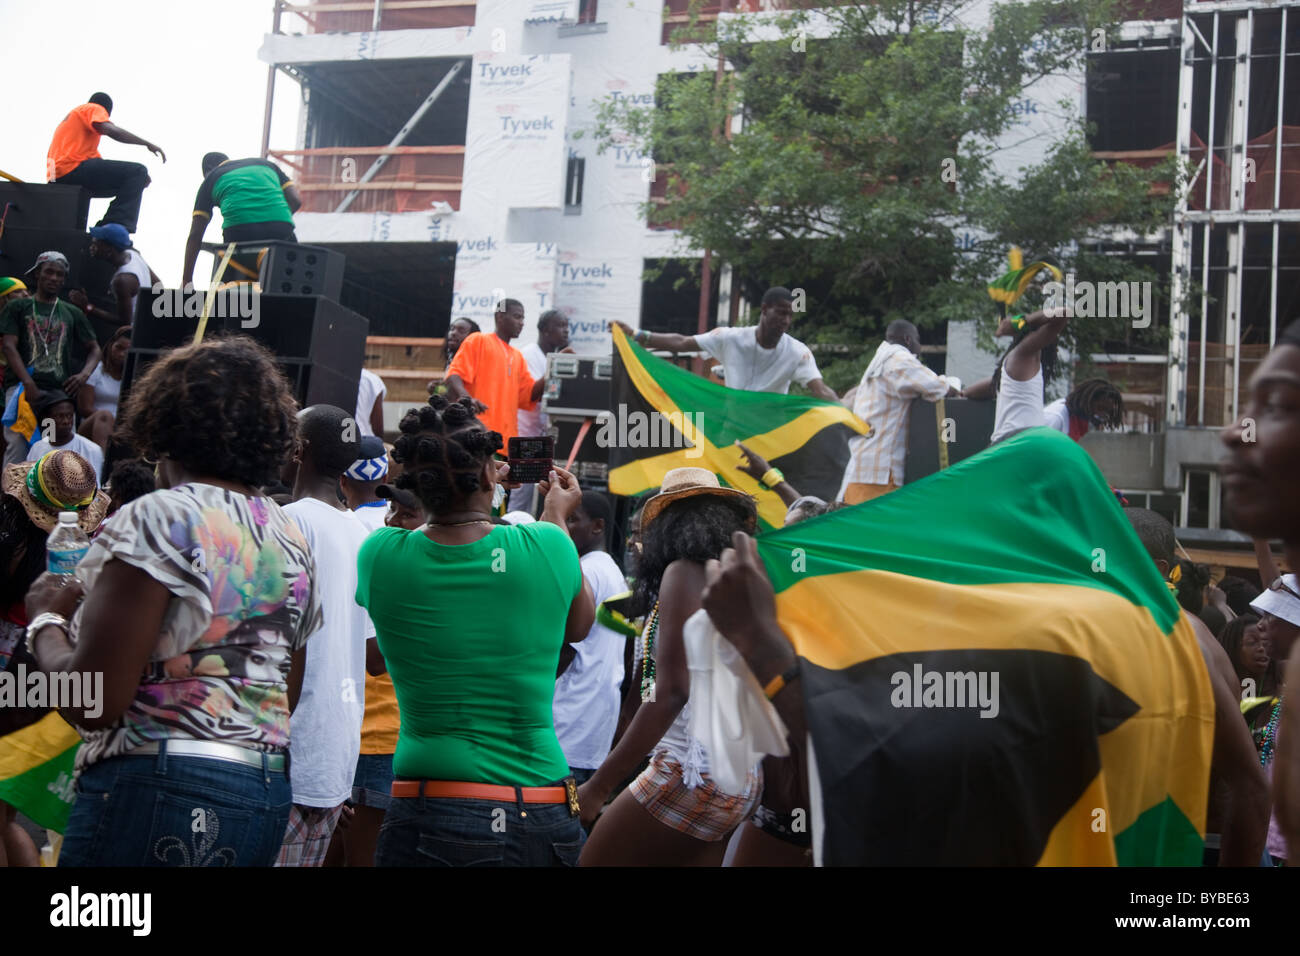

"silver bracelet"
[24,612,71,659]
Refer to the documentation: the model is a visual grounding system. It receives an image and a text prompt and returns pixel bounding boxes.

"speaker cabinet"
[551,415,609,468]
[212,240,344,300]
[0,183,91,231]
[903,396,996,484]
[124,289,369,411]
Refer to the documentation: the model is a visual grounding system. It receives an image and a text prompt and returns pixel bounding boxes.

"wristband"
[759,467,784,490]
[763,661,800,701]
[636,329,650,345]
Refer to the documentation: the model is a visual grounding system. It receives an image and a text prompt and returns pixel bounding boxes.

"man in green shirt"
[182,152,303,286]
[1,252,101,467]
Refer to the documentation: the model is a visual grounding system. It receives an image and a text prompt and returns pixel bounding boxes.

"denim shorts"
[58,745,291,867]
[375,787,585,867]
[352,753,395,811]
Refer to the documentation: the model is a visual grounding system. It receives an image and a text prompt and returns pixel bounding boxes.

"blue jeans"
[58,745,291,867]
[352,753,395,811]
[376,790,584,867]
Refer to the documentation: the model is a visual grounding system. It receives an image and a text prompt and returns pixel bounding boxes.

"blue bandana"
[345,451,388,482]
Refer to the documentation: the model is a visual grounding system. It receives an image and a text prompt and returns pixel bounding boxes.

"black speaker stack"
[0,182,366,412]
[124,286,368,412]
[0,182,118,340]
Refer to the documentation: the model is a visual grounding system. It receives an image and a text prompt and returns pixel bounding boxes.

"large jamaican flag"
[756,428,1214,866]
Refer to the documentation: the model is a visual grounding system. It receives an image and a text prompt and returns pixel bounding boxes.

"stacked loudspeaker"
[0,183,119,340]
[0,181,365,411]
[124,240,364,411]
[125,287,368,411]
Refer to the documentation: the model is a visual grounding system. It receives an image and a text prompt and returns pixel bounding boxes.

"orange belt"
[390,779,569,805]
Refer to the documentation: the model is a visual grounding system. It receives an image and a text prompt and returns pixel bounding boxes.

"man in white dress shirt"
[837,319,958,504]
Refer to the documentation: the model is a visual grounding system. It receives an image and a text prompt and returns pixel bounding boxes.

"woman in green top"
[359,395,594,867]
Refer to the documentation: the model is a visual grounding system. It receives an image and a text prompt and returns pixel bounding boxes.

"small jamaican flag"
[608,328,869,530]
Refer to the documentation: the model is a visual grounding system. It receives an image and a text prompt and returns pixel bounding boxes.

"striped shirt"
[838,342,950,491]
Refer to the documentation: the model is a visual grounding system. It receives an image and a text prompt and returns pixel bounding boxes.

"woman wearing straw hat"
[578,467,763,866]
[0,450,108,866]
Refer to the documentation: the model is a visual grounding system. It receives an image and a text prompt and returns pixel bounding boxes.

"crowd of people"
[1,93,1298,869]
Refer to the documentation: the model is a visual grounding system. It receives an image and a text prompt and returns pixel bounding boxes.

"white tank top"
[638,623,711,785]
[113,250,153,322]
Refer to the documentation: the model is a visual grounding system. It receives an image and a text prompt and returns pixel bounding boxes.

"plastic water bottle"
[46,511,90,580]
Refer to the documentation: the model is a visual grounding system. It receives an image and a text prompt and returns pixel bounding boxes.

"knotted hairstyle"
[391,395,502,515]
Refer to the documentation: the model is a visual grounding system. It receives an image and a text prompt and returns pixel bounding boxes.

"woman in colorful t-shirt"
[24,337,321,867]
[358,395,594,867]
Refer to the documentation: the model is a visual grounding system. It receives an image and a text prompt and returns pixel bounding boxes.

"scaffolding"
[1168,0,1299,430]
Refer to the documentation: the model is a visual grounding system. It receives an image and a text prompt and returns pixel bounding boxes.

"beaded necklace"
[28,300,64,369]
[1260,696,1284,768]
[640,600,660,702]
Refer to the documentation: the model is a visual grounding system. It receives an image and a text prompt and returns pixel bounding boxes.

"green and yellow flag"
[987,246,1063,310]
[757,428,1213,866]
[608,328,869,529]
[0,713,80,832]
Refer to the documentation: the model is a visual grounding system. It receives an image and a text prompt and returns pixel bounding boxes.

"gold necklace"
[428,518,493,527]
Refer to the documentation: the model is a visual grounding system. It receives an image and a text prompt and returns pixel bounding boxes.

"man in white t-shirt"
[340,435,390,533]
[277,404,373,867]
[510,310,571,513]
[614,287,838,400]
[356,368,386,439]
[553,491,628,781]
[986,308,1070,444]
[25,390,104,484]
[69,223,158,328]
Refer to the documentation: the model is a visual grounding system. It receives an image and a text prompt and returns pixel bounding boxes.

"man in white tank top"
[72,223,157,328]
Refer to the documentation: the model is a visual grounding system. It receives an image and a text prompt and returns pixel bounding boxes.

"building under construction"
[257,0,1298,554]
[1078,0,1297,559]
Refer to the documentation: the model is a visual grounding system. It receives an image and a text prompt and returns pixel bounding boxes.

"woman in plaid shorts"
[577,468,763,865]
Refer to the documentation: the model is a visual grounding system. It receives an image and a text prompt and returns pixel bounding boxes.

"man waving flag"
[607,327,868,529]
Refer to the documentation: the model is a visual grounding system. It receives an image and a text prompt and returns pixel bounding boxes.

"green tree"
[590,0,1181,391]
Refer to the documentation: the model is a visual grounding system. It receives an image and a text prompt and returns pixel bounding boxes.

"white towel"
[682,608,790,794]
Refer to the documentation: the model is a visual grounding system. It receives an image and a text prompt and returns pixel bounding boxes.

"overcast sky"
[5,0,298,286]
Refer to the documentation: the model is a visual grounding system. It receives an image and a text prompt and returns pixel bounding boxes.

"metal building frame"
[1168,0,1296,429]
